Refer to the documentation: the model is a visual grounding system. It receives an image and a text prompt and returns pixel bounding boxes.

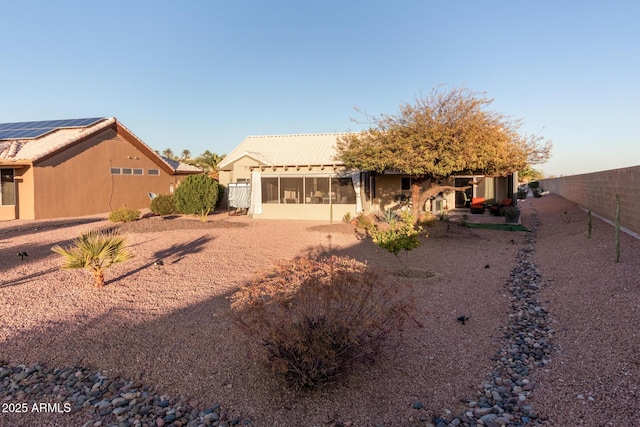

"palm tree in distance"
[195,150,226,173]
[161,148,179,160]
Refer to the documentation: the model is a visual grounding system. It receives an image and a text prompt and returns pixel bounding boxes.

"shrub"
[230,256,412,390]
[51,230,133,287]
[369,211,423,256]
[150,194,176,216]
[517,188,528,199]
[108,207,140,223]
[355,212,372,230]
[417,213,436,227]
[174,174,219,220]
[528,181,540,189]
[342,212,353,223]
[378,208,398,224]
[215,183,225,209]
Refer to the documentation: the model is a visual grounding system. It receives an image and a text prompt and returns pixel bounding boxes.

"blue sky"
[1,1,638,177]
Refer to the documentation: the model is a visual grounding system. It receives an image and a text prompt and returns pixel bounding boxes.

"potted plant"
[501,206,521,224]
[517,188,528,199]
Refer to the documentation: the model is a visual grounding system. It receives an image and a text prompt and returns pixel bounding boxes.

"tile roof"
[160,156,203,173]
[218,133,351,170]
[0,117,200,174]
[0,118,115,162]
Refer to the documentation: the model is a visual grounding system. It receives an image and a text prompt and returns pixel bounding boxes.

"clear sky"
[1,1,639,177]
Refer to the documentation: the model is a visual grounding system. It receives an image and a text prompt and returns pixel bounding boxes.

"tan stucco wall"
[31,130,182,220]
[257,203,355,221]
[0,166,33,221]
[539,165,640,235]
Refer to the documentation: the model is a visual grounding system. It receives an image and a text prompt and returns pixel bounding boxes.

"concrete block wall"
[539,164,640,235]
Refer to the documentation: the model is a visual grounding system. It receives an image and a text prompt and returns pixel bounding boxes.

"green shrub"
[378,208,398,224]
[150,194,176,216]
[216,183,225,209]
[517,188,528,199]
[528,181,540,189]
[342,212,353,223]
[108,207,140,223]
[369,211,422,256]
[231,256,412,390]
[174,174,219,219]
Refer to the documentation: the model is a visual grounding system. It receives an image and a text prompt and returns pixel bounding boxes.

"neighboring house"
[0,117,201,220]
[218,133,518,220]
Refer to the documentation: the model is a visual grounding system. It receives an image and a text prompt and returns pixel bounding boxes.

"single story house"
[218,133,518,220]
[0,117,201,220]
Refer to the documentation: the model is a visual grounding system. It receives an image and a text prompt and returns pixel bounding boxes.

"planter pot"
[505,213,520,224]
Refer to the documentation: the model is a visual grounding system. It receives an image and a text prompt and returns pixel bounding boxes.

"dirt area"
[1,195,638,426]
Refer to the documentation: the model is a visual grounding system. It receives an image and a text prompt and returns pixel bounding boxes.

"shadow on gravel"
[152,235,215,264]
[0,236,77,275]
[0,218,105,237]
[0,267,59,288]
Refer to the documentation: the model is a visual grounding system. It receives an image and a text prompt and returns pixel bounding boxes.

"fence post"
[615,194,621,263]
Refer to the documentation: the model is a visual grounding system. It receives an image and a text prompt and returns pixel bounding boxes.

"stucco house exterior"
[218,133,518,220]
[218,133,362,221]
[0,117,201,220]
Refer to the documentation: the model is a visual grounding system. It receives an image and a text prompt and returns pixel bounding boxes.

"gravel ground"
[0,195,638,427]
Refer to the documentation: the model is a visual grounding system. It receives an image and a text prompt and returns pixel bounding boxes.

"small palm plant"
[51,230,134,287]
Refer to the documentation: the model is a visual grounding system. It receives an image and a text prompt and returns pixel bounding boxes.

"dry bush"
[230,256,413,390]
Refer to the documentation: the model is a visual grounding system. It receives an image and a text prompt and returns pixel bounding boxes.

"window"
[122,168,133,175]
[1,168,16,206]
[148,169,160,176]
[133,168,143,175]
[280,177,303,204]
[110,167,121,175]
[401,177,411,191]
[331,177,356,204]
[261,177,279,204]
[259,174,357,205]
[305,176,329,204]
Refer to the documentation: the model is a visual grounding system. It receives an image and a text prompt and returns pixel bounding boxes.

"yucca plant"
[51,230,134,287]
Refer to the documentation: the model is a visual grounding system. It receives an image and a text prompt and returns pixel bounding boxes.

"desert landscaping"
[1,194,639,427]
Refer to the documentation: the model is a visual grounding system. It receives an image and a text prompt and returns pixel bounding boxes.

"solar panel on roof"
[0,117,105,140]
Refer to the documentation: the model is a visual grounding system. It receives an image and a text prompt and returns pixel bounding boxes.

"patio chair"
[462,192,471,208]
[490,198,513,216]
[470,197,486,214]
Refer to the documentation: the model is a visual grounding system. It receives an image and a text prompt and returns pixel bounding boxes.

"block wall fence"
[539,164,640,235]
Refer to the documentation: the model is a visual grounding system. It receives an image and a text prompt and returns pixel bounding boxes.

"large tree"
[336,87,552,219]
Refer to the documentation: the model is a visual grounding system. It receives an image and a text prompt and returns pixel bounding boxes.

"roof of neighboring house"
[161,156,203,174]
[0,117,201,174]
[218,133,351,171]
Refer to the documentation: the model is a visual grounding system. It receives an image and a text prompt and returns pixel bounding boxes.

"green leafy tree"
[174,174,219,220]
[518,165,543,183]
[336,86,552,220]
[51,231,133,287]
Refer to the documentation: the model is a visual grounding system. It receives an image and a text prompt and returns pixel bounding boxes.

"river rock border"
[428,204,554,427]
